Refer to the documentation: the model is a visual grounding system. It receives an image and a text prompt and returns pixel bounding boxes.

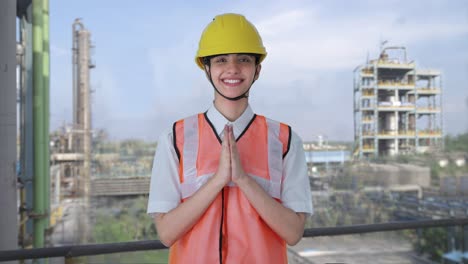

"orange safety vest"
[170,113,291,264]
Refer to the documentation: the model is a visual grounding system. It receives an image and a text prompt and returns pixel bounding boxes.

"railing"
[362,91,374,96]
[417,107,441,113]
[377,80,415,87]
[1,218,467,262]
[418,130,443,137]
[374,130,442,137]
[412,88,441,94]
[376,60,415,68]
[361,145,375,151]
[377,131,415,136]
[361,69,373,75]
[377,104,415,109]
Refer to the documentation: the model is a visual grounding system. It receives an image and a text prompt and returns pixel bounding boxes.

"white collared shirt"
[147,104,313,215]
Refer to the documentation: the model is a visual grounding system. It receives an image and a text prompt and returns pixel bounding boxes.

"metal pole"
[0,0,19,261]
[25,4,36,247]
[416,228,422,254]
[325,136,329,172]
[33,0,46,251]
[72,22,78,131]
[463,225,468,257]
[19,3,35,247]
[19,12,27,252]
[440,75,444,151]
[42,0,51,233]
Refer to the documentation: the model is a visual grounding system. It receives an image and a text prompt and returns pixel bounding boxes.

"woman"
[147,13,313,264]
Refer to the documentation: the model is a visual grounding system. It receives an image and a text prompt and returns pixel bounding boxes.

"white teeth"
[224,79,240,84]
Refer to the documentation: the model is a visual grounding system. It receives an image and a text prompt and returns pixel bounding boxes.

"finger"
[229,128,238,157]
[229,125,235,142]
[227,125,235,151]
[222,126,232,167]
[222,125,229,147]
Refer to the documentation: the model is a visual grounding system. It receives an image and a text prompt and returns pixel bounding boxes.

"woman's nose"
[225,59,240,74]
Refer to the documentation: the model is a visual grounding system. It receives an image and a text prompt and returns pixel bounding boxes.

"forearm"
[236,176,306,245]
[154,176,225,246]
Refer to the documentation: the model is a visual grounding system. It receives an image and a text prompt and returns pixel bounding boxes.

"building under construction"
[353,46,443,159]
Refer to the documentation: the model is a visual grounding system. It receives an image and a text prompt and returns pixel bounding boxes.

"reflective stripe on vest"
[180,114,199,197]
[179,114,287,199]
[171,113,291,264]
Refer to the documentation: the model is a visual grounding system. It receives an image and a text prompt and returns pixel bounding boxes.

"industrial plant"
[353,46,443,159]
[1,1,467,263]
[50,19,94,200]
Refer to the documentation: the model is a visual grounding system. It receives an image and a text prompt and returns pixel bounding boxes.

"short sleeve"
[281,130,314,215]
[147,128,182,214]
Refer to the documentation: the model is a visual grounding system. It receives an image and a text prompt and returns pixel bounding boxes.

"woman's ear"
[204,65,211,79]
[254,64,262,81]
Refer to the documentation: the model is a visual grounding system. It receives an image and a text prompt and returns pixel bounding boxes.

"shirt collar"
[205,104,255,139]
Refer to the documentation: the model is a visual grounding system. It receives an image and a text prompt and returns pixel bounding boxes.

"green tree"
[92,197,168,263]
[413,227,448,262]
[445,133,468,152]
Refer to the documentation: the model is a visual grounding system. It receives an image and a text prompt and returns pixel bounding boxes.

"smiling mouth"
[223,79,242,85]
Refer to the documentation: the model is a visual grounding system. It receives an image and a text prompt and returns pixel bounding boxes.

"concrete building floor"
[289,233,436,264]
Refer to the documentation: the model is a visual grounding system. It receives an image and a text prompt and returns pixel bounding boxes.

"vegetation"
[445,133,468,153]
[413,227,448,262]
[404,133,467,261]
[90,197,169,264]
[93,138,157,178]
[430,133,468,180]
[307,192,391,228]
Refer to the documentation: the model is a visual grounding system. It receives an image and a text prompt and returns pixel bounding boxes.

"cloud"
[256,10,311,37]
[49,1,468,141]
[241,6,468,140]
[256,9,468,72]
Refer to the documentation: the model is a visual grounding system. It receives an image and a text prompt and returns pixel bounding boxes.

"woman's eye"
[239,57,252,63]
[214,57,227,63]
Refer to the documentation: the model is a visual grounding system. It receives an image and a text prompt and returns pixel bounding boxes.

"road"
[50,198,86,246]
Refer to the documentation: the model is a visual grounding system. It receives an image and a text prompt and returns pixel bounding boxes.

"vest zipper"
[219,188,225,264]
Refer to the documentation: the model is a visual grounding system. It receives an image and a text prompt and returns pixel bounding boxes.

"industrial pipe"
[33,0,46,250]
[43,0,51,231]
[0,0,19,256]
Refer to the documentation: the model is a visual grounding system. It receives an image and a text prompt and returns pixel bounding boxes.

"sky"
[47,0,468,142]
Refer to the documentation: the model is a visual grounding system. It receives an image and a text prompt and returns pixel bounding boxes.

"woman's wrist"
[234,173,252,189]
[210,173,228,190]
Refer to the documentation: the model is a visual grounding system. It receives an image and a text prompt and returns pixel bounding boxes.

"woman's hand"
[213,124,232,187]
[228,125,248,185]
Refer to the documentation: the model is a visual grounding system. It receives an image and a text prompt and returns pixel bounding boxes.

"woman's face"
[206,53,261,99]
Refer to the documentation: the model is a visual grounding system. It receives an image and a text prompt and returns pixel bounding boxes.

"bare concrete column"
[0,0,19,258]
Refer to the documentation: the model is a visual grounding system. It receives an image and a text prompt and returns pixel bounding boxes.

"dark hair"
[202,53,261,67]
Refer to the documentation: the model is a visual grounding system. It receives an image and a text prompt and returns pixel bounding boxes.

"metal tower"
[353,46,443,159]
[72,18,95,243]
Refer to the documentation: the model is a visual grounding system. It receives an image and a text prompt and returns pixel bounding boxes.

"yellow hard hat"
[195,13,267,69]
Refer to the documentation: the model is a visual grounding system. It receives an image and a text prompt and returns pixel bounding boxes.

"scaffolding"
[353,46,443,159]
